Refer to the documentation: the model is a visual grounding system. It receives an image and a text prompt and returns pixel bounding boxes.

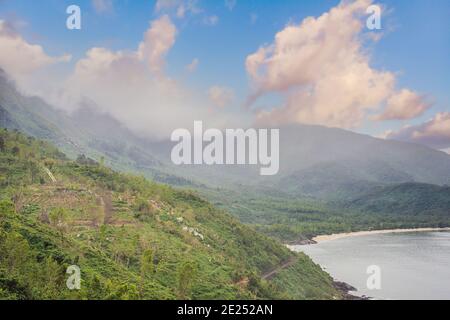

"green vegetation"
[200,183,450,242]
[0,129,339,300]
[346,183,450,216]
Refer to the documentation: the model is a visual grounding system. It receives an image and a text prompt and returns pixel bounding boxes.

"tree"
[49,208,69,242]
[105,281,139,300]
[0,231,31,274]
[76,154,98,166]
[0,199,16,229]
[27,161,40,184]
[134,198,157,222]
[34,257,64,299]
[11,146,20,156]
[176,261,198,299]
[87,275,105,300]
[0,199,15,218]
[0,135,5,152]
[139,248,159,298]
[44,159,56,170]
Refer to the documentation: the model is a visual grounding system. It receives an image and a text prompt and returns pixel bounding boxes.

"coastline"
[287,227,450,300]
[310,227,450,244]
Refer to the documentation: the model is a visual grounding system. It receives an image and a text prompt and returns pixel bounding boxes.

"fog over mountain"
[2,69,450,202]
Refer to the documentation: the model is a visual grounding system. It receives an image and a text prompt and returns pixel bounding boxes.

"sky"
[0,0,449,150]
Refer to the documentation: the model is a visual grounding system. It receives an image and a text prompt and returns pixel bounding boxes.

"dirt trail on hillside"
[234,257,298,287]
[100,192,113,225]
[261,256,297,280]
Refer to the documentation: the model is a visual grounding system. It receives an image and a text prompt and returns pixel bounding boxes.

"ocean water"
[291,231,450,300]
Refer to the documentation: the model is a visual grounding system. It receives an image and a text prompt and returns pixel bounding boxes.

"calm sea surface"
[291,231,450,300]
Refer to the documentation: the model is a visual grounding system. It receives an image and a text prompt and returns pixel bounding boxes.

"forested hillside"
[346,183,450,217]
[0,129,339,300]
[2,70,450,245]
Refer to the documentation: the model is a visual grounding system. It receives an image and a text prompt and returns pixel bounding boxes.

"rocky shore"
[286,238,317,245]
[333,281,369,300]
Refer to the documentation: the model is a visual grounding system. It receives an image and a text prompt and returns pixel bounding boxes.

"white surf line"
[43,167,57,183]
[311,227,450,243]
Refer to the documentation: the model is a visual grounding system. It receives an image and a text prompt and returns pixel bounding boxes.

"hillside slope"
[347,183,450,218]
[0,129,339,300]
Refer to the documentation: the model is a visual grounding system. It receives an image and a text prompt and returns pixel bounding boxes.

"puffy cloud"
[74,15,176,80]
[185,58,199,73]
[92,0,114,14]
[246,0,427,129]
[384,112,450,149]
[64,16,183,138]
[137,15,177,76]
[0,20,70,80]
[57,15,243,140]
[0,13,248,141]
[208,86,235,108]
[374,89,431,120]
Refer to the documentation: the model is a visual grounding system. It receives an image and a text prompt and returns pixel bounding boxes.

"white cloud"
[246,0,427,129]
[374,89,431,121]
[185,58,199,73]
[155,0,219,29]
[384,112,450,149]
[225,0,237,11]
[250,13,258,25]
[64,16,190,138]
[208,86,235,108]
[54,15,244,140]
[137,15,177,76]
[155,0,201,18]
[0,15,251,141]
[92,0,114,14]
[377,129,395,139]
[155,0,179,11]
[412,113,450,140]
[0,20,70,84]
[203,15,219,26]
[176,5,186,18]
[75,15,176,79]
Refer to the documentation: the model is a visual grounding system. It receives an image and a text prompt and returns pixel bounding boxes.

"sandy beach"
[311,227,450,243]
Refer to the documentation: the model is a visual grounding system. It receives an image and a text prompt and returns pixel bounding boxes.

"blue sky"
[0,0,449,147]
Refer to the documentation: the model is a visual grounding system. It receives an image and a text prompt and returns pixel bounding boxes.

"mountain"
[0,128,339,299]
[3,69,450,194]
[0,71,195,187]
[346,182,450,218]
[2,69,450,242]
[274,124,450,199]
